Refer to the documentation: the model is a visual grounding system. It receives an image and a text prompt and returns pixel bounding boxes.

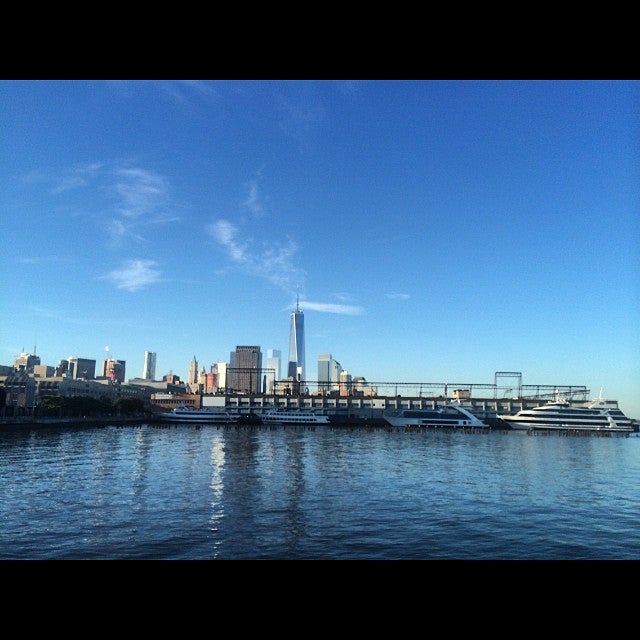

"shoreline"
[0,415,151,428]
[1,415,636,437]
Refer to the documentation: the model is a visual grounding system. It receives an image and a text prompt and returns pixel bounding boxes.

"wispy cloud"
[105,218,146,243]
[18,255,69,265]
[160,80,219,107]
[300,301,365,315]
[50,162,104,195]
[243,178,266,217]
[106,165,181,242]
[101,259,162,292]
[259,240,302,290]
[276,84,327,150]
[51,175,88,194]
[80,162,105,174]
[208,172,365,316]
[209,219,249,264]
[179,80,218,98]
[30,162,181,244]
[386,292,410,300]
[113,167,169,218]
[207,218,305,292]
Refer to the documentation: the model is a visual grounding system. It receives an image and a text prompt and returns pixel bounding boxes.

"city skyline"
[2,341,606,397]
[1,81,638,417]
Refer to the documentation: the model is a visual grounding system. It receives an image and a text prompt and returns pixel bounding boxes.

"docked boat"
[383,403,487,428]
[497,394,635,433]
[259,409,330,425]
[156,406,240,423]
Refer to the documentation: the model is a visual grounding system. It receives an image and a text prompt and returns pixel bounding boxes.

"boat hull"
[259,412,330,425]
[383,404,487,429]
[500,419,633,433]
[497,395,635,433]
[384,418,484,428]
[156,411,239,424]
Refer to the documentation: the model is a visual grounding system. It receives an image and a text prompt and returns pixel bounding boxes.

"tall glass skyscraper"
[287,297,305,382]
[265,349,281,395]
[142,351,156,381]
[318,353,341,394]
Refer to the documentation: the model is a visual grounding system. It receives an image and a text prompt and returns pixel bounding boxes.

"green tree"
[113,397,145,415]
[37,395,64,417]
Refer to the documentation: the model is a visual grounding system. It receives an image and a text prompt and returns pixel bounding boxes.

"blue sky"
[2,80,639,416]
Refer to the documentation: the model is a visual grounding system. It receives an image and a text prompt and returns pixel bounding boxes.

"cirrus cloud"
[207,217,305,292]
[298,300,364,315]
[101,259,162,292]
[386,292,410,300]
[113,167,169,218]
[206,172,365,317]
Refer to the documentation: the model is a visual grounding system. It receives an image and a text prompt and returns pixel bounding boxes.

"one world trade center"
[287,296,305,383]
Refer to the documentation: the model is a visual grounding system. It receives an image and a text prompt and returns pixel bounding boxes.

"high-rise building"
[61,357,97,380]
[339,370,352,396]
[142,351,157,381]
[103,358,125,383]
[215,362,228,391]
[230,346,262,393]
[33,364,55,377]
[318,354,342,394]
[265,349,281,395]
[188,355,198,385]
[287,296,305,382]
[318,354,331,393]
[205,368,217,393]
[330,359,342,390]
[14,350,41,373]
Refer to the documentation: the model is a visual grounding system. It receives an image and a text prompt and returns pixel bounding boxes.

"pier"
[139,422,632,438]
[143,422,494,434]
[202,393,602,427]
[199,372,595,428]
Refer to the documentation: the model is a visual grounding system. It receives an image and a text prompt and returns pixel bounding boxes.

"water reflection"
[132,428,153,511]
[1,425,638,559]
[281,431,306,557]
[208,437,225,558]
[214,429,261,558]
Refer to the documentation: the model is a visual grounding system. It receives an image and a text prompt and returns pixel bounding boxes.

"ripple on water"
[0,425,638,559]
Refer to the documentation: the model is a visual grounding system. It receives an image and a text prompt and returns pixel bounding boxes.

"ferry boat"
[156,406,240,424]
[497,393,635,433]
[383,403,487,428]
[259,409,330,425]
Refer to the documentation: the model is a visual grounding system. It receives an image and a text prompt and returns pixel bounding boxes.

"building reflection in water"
[280,431,307,557]
[132,428,153,511]
[208,438,225,558]
[205,428,310,559]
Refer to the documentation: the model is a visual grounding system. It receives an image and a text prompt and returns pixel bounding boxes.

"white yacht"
[497,393,635,433]
[383,403,487,428]
[156,406,240,424]
[259,409,330,425]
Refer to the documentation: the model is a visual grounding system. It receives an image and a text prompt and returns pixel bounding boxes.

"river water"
[1,423,638,560]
